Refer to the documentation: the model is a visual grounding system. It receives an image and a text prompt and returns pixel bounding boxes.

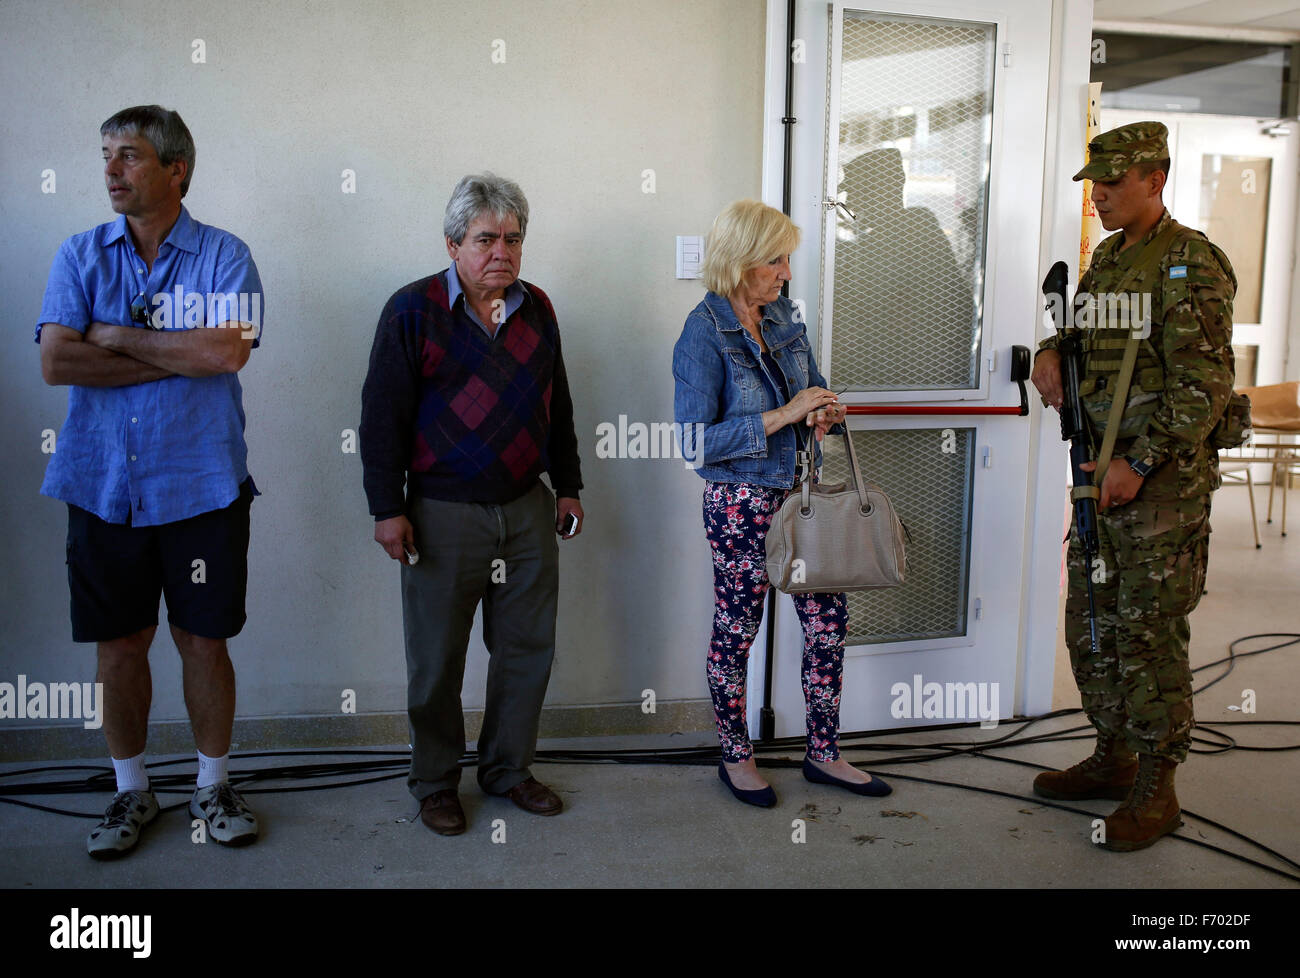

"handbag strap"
[799,426,870,513]
[839,427,871,510]
[798,427,814,513]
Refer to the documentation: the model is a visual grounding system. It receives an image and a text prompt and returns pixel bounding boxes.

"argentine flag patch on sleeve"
[1170,265,1187,279]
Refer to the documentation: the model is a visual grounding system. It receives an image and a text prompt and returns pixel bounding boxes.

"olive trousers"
[1065,493,1211,763]
[401,481,559,799]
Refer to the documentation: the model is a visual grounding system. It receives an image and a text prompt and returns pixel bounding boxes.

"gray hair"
[443,173,529,245]
[101,105,196,198]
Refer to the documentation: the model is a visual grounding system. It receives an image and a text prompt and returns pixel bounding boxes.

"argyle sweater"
[360,270,583,517]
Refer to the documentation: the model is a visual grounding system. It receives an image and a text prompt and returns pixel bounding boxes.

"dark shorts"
[66,479,254,643]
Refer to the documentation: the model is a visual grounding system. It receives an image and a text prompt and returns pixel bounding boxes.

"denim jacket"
[672,291,831,487]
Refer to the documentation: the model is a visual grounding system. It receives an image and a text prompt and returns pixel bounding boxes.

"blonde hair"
[700,199,800,297]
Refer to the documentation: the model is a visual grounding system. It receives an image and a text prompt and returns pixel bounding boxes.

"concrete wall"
[0,0,766,748]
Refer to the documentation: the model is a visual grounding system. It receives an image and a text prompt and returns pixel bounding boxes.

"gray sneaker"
[87,789,158,860]
[190,782,259,846]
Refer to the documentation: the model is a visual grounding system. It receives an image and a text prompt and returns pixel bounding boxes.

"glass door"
[756,0,1056,736]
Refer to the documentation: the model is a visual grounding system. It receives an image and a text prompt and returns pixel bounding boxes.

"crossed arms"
[40,321,253,387]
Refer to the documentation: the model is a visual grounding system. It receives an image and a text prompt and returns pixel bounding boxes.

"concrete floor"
[2,487,1297,889]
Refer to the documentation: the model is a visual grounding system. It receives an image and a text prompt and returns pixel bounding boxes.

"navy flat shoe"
[802,757,892,796]
[718,762,777,808]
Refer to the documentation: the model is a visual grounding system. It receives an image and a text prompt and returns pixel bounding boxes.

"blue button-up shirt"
[445,260,525,335]
[36,206,264,526]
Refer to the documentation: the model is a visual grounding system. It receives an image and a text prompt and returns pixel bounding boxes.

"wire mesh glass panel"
[820,427,974,645]
[829,11,994,391]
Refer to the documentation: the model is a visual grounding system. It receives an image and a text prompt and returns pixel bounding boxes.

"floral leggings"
[702,481,848,763]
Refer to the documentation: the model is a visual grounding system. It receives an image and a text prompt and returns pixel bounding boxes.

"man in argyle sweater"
[361,173,583,836]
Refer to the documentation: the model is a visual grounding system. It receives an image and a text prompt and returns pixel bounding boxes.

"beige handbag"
[765,428,907,593]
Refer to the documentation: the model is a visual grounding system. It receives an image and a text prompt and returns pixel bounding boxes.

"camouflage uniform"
[1041,122,1237,763]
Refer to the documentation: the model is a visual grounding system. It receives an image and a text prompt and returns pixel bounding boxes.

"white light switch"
[676,235,703,279]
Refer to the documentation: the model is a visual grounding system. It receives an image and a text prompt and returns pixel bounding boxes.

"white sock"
[112,752,149,794]
[196,750,228,790]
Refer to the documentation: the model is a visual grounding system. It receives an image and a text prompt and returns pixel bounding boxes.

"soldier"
[1030,121,1237,851]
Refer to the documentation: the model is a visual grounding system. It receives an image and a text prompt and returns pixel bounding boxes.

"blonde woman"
[672,199,892,807]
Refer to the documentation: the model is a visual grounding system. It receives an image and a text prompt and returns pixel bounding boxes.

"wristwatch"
[1124,455,1155,479]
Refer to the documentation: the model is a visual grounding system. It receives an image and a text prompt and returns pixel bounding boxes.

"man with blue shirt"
[38,105,264,858]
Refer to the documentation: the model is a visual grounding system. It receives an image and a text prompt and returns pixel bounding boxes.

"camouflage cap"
[1073,121,1169,182]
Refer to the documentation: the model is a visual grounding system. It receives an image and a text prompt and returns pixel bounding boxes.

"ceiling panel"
[1093,0,1300,31]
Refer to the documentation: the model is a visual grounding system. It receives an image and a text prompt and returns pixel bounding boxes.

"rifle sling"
[1094,337,1139,488]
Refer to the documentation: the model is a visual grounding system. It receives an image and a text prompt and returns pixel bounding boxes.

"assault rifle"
[1043,261,1100,658]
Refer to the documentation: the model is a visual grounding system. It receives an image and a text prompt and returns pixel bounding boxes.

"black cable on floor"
[0,634,1295,882]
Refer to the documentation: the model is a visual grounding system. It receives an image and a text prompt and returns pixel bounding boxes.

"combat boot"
[1032,733,1137,801]
[1099,754,1182,852]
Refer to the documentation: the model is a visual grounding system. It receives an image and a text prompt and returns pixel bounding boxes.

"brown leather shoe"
[1032,733,1137,801]
[419,789,466,835]
[1100,754,1182,852]
[504,777,563,816]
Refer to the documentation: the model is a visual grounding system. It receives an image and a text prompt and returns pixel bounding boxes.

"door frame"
[752,0,1096,736]
[1102,107,1297,391]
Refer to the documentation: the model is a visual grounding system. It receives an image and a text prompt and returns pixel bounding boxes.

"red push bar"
[844,405,1024,416]
[841,346,1034,417]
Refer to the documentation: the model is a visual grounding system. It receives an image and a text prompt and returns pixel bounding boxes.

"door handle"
[822,197,856,222]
